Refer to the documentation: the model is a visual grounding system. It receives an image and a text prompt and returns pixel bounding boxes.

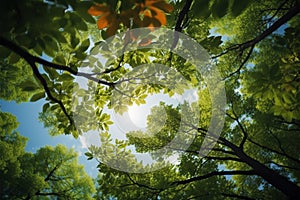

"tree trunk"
[223,138,300,199]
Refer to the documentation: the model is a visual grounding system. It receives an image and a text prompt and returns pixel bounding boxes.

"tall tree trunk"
[221,138,300,199]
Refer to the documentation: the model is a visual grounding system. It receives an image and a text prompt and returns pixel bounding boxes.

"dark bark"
[197,126,300,199]
[219,137,300,199]
[213,2,300,59]
[0,36,75,126]
[173,170,257,185]
[171,0,193,50]
[0,36,114,86]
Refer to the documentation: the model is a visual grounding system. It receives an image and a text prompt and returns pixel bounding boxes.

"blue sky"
[0,92,186,176]
[0,99,99,178]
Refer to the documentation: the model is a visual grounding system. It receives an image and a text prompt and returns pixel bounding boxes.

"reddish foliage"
[88,0,173,36]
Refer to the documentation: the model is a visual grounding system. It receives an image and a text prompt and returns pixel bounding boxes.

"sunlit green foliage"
[0,0,300,199]
[0,111,96,199]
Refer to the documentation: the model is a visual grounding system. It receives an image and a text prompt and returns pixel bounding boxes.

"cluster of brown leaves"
[88,0,173,36]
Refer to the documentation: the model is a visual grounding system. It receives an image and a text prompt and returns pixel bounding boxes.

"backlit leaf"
[30,92,45,102]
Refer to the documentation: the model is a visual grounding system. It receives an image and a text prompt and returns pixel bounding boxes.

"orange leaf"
[97,13,110,29]
[88,4,110,16]
[150,0,174,13]
[120,11,133,28]
[142,16,153,27]
[106,18,120,36]
[143,9,152,17]
[139,38,152,46]
[150,6,166,25]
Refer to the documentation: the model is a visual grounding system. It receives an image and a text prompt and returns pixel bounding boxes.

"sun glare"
[128,103,150,129]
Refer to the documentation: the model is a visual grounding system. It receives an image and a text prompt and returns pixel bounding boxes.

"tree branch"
[226,100,249,148]
[220,192,257,200]
[0,36,115,86]
[213,3,300,59]
[261,0,290,26]
[0,37,75,126]
[126,174,161,191]
[224,45,254,79]
[204,156,244,163]
[44,163,61,182]
[0,36,116,127]
[168,0,193,62]
[248,137,300,165]
[194,126,300,198]
[266,161,300,171]
[30,62,74,126]
[174,0,193,33]
[243,2,300,50]
[172,170,257,185]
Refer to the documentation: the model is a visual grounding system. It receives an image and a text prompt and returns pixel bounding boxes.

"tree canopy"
[0,0,300,199]
[0,111,96,199]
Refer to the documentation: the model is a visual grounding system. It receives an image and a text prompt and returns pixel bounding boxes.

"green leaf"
[43,35,58,52]
[15,35,35,48]
[20,80,40,91]
[42,103,50,112]
[74,51,87,60]
[53,54,66,65]
[79,38,90,52]
[211,0,230,18]
[43,66,60,80]
[30,92,45,102]
[192,0,211,18]
[71,36,80,49]
[84,152,93,157]
[74,1,94,22]
[101,30,108,40]
[70,12,88,31]
[55,18,68,27]
[230,0,251,17]
[52,31,67,43]
[59,73,74,81]
[9,53,20,64]
[282,111,293,122]
[50,104,60,111]
[0,46,10,58]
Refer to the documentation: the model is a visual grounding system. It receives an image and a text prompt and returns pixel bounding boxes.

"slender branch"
[226,100,249,148]
[0,36,116,126]
[246,1,300,49]
[30,63,74,126]
[268,130,288,155]
[44,163,61,182]
[248,137,300,164]
[172,170,257,185]
[167,146,243,162]
[266,161,300,171]
[204,156,244,163]
[213,3,300,59]
[205,147,236,155]
[261,0,290,26]
[0,38,75,126]
[100,55,124,74]
[224,45,254,79]
[24,165,65,200]
[220,193,257,200]
[126,174,161,191]
[174,0,193,33]
[168,0,193,63]
[194,126,300,198]
[0,36,115,86]
[99,48,126,75]
[35,192,63,196]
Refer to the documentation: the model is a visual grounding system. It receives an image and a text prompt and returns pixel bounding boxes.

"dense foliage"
[0,0,300,199]
[0,111,95,199]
